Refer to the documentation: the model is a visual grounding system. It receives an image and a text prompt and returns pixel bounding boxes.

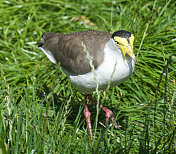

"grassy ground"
[0,0,176,153]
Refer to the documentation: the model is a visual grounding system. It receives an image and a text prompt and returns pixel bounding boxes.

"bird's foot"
[83,102,93,143]
[102,107,120,129]
[83,94,119,143]
[85,94,120,129]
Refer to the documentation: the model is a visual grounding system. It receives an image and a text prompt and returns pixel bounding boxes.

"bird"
[38,30,136,143]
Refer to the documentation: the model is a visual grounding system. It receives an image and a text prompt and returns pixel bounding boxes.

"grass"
[0,0,176,153]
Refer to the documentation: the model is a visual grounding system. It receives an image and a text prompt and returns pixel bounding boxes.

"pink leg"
[83,97,93,143]
[86,94,120,129]
[102,107,119,129]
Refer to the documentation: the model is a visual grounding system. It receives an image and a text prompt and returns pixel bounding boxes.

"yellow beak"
[118,44,137,63]
[126,44,137,63]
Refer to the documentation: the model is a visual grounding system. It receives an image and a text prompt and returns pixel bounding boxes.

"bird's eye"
[115,41,119,45]
[114,36,128,47]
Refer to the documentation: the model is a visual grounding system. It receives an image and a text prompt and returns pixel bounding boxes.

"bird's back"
[39,30,111,75]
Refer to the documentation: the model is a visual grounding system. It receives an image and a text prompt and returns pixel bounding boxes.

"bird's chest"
[69,47,135,93]
[93,50,134,87]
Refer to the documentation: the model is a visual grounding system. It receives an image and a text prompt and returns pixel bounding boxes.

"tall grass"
[0,0,176,153]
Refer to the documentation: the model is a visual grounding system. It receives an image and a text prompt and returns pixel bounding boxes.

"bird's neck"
[106,38,123,56]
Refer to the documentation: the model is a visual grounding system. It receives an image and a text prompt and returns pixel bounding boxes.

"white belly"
[68,44,135,94]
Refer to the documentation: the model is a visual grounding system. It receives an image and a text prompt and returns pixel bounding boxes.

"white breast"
[68,39,135,94]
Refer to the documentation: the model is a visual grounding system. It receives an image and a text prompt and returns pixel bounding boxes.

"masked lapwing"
[38,30,136,143]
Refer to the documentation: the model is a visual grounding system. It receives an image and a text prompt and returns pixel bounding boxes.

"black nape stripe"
[112,30,131,39]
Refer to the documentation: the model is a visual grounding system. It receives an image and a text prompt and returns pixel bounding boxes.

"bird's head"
[112,30,137,63]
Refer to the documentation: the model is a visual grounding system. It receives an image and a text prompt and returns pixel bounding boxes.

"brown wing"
[40,30,111,75]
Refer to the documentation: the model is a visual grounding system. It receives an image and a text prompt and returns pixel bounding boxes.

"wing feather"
[39,30,111,75]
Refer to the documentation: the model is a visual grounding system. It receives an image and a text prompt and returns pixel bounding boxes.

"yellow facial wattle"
[114,34,136,63]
